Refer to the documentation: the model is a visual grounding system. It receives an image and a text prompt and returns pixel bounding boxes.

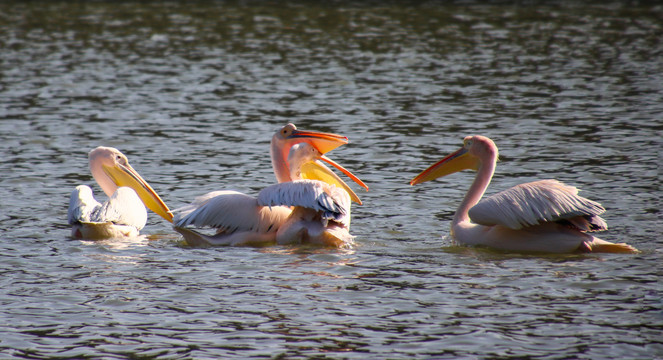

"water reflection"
[80,237,148,249]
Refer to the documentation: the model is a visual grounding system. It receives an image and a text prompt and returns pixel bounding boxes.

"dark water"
[1,1,662,358]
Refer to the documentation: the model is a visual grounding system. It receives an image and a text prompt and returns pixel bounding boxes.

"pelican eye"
[116,155,128,165]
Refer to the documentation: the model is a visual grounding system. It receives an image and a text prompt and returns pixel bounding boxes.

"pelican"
[258,143,354,247]
[172,124,367,247]
[271,123,367,204]
[68,146,173,239]
[410,135,638,253]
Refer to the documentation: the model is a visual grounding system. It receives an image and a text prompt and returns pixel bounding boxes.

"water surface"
[0,1,661,358]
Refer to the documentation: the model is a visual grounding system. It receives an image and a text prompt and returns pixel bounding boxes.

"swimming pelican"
[68,146,173,239]
[173,124,367,247]
[258,143,354,247]
[410,135,638,253]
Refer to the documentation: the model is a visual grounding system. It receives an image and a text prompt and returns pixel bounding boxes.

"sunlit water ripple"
[0,1,661,359]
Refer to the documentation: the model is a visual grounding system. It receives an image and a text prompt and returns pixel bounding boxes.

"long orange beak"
[410,147,479,186]
[287,129,348,154]
[320,155,369,192]
[299,154,367,205]
[286,128,367,204]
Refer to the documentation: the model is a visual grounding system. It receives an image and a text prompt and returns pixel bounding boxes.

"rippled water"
[1,1,662,358]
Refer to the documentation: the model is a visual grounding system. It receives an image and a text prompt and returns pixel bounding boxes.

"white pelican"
[258,143,354,247]
[410,135,638,253]
[271,123,367,204]
[68,146,173,240]
[173,124,367,247]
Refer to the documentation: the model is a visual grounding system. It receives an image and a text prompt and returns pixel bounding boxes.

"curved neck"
[452,157,496,226]
[89,161,117,198]
[271,139,292,183]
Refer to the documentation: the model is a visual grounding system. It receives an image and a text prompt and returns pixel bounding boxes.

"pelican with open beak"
[68,146,173,239]
[258,142,358,247]
[172,124,368,247]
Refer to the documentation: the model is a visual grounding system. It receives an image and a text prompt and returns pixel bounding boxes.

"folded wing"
[258,180,349,225]
[172,190,291,234]
[469,179,607,231]
[68,185,100,225]
[68,185,148,230]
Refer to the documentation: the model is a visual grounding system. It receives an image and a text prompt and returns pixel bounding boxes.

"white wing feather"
[258,180,349,222]
[68,185,101,224]
[172,190,290,233]
[90,187,147,230]
[468,179,606,230]
[68,185,147,230]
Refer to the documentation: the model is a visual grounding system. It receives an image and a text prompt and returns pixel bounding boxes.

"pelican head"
[271,123,365,188]
[410,135,498,185]
[287,143,368,204]
[287,143,324,179]
[88,146,173,222]
[273,123,349,155]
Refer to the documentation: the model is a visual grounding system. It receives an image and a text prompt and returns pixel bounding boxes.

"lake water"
[1,1,661,358]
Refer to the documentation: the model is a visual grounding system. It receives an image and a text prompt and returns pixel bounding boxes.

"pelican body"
[410,136,637,254]
[259,143,354,247]
[68,147,172,239]
[173,124,367,247]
